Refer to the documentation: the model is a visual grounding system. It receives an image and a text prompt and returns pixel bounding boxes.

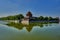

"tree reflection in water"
[6,22,59,32]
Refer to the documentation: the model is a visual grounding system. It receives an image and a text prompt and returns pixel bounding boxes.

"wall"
[21,20,29,25]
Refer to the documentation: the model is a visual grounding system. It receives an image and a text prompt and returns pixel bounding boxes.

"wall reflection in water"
[7,22,59,32]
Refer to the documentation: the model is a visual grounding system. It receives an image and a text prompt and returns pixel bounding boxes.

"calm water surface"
[0,21,60,40]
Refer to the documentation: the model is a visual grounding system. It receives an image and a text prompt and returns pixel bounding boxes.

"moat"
[0,21,60,40]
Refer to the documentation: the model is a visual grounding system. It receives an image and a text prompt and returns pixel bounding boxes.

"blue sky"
[0,0,60,17]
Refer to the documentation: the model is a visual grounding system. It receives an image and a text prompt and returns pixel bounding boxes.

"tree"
[16,14,24,20]
[0,14,24,20]
[53,17,59,21]
[39,16,44,20]
[44,17,48,21]
[48,17,53,21]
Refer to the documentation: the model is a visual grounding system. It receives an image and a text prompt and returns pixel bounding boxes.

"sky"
[0,0,60,17]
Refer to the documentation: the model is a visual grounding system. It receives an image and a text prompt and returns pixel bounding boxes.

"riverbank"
[0,20,60,40]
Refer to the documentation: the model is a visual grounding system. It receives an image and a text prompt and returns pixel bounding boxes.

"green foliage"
[44,16,48,20]
[0,14,24,20]
[0,14,59,21]
[39,16,44,20]
[6,22,59,32]
[38,16,59,21]
[48,17,53,21]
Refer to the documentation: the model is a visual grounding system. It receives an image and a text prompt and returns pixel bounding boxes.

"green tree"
[39,16,44,20]
[48,17,53,21]
[0,14,24,20]
[44,17,48,21]
[16,14,24,20]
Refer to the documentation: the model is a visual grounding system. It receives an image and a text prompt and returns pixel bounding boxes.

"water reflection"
[6,22,59,32]
[0,21,60,40]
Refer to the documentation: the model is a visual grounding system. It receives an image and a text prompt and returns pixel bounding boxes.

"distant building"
[21,11,59,25]
[21,11,33,25]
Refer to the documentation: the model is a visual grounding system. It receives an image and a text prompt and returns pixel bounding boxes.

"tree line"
[0,14,24,20]
[37,16,59,21]
[0,14,59,21]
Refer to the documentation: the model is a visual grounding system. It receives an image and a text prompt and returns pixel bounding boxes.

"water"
[0,21,60,40]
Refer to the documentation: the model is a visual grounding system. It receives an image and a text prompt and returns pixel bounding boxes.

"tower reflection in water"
[7,22,59,32]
